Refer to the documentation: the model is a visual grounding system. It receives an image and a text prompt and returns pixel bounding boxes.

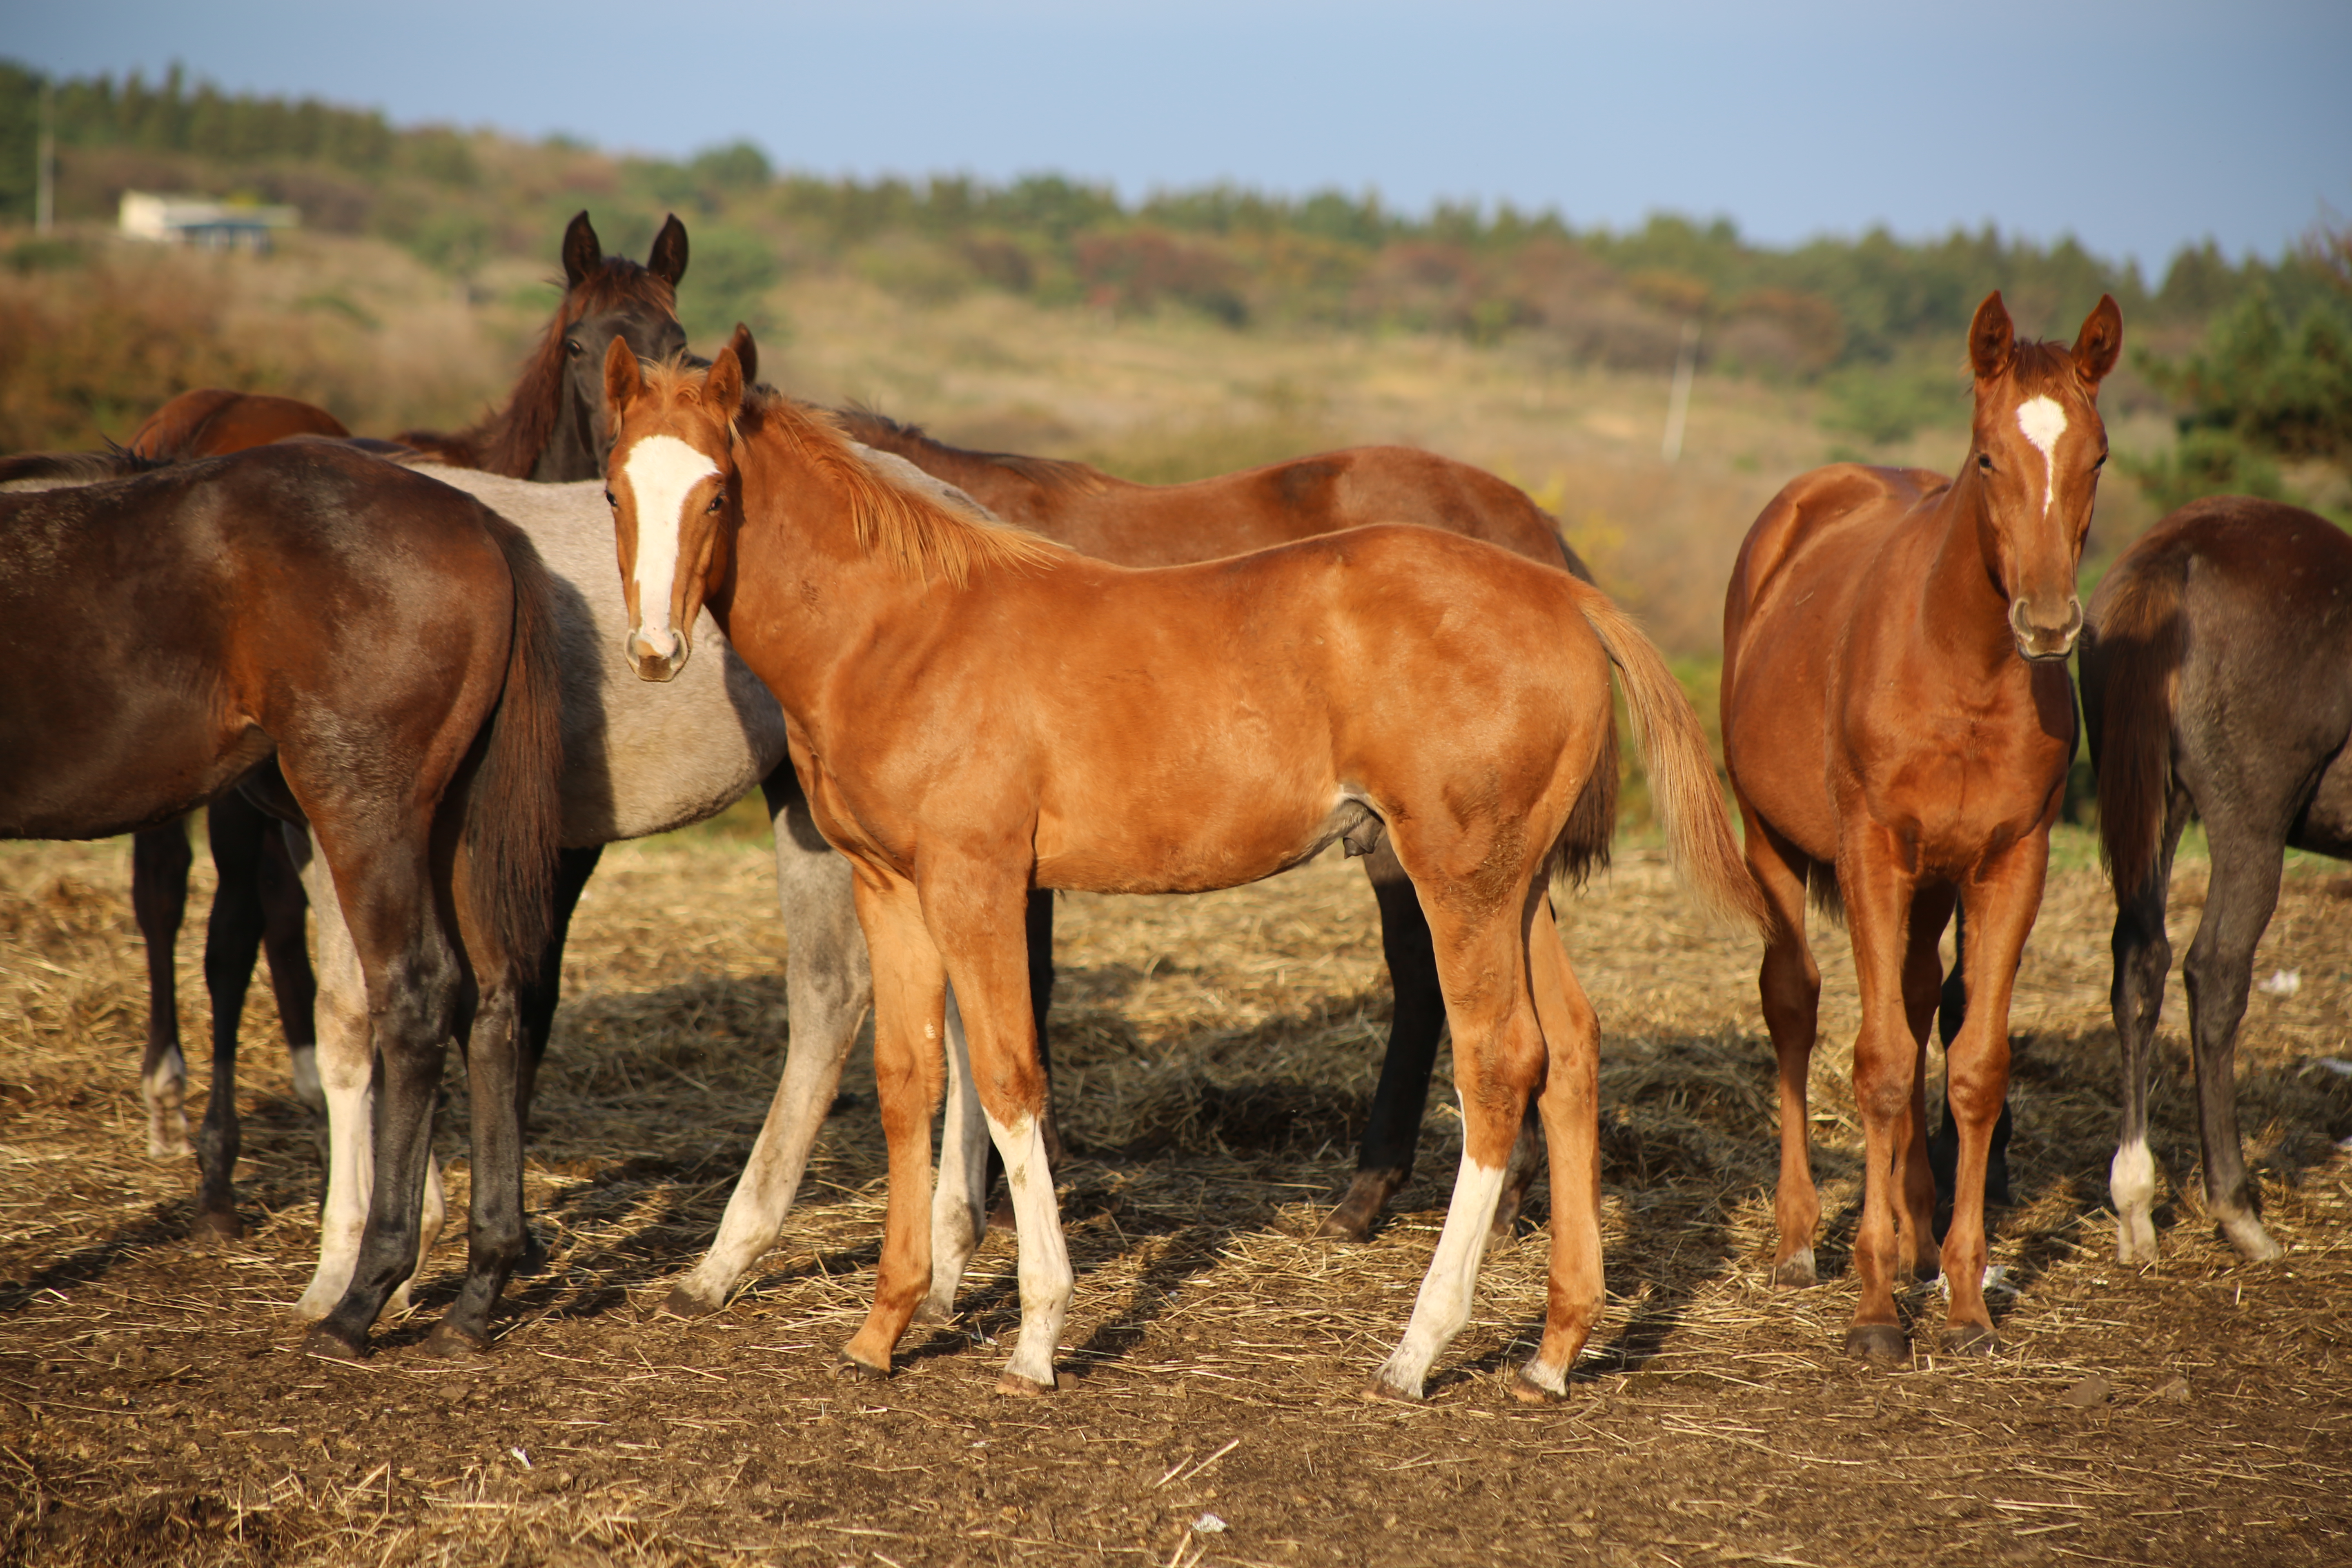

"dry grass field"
[1,813,2348,1566]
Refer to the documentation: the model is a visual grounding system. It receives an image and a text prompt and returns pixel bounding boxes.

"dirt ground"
[2,817,2348,1567]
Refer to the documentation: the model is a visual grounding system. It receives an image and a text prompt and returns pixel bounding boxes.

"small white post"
[1661,318,1699,464]
[35,79,55,234]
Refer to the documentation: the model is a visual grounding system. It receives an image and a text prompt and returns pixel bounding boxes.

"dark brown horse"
[1722,292,2122,1361]
[604,333,1759,1399]
[0,442,565,1356]
[2082,496,2352,1266]
[838,408,1601,1242]
[5,210,688,1240]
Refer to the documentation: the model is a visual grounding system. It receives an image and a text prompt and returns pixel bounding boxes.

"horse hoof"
[2220,1218,2285,1264]
[1940,1322,1996,1357]
[1842,1324,1909,1365]
[1510,1369,1568,1405]
[302,1325,368,1363]
[419,1323,492,1360]
[1771,1249,1817,1290]
[909,1298,956,1328]
[191,1209,244,1246]
[662,1284,725,1319]
[1361,1375,1421,1403]
[994,1369,1062,1397]
[835,1352,890,1382]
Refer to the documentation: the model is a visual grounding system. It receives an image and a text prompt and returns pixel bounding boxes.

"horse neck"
[1914,470,2022,679]
[528,382,602,482]
[846,418,1027,510]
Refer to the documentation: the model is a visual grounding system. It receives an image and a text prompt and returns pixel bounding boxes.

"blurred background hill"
[3,59,2347,655]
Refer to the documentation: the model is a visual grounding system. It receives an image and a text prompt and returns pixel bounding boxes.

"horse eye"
[603,489,616,507]
[1977,453,1993,472]
[565,338,584,357]
[2094,452,2108,469]
[706,492,724,513]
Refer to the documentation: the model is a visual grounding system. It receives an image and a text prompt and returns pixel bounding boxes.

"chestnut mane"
[640,364,1069,586]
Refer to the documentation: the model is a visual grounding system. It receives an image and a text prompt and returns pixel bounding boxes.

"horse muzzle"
[2008,595,2083,663]
[625,626,689,683]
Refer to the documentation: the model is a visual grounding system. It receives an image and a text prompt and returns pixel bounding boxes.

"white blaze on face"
[622,433,719,655]
[2016,395,2068,520]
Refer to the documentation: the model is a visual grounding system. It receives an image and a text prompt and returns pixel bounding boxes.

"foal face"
[602,337,742,682]
[1965,292,2123,662]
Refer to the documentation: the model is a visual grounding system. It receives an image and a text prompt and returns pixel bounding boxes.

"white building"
[118,191,298,254]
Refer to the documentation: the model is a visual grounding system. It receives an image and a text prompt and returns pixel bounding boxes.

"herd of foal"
[0,212,2344,1401]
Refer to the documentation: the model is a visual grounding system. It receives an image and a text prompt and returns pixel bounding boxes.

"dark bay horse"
[1722,292,2123,1361]
[2,210,688,1241]
[2082,496,2352,1265]
[840,408,1603,1242]
[604,334,1761,1399]
[0,443,565,1357]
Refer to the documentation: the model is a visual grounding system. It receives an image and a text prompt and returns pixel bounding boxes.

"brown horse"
[800,411,1602,1243]
[10,210,688,1238]
[1721,292,2122,1361]
[2082,496,2352,1266]
[604,332,1760,1399]
[1,442,565,1356]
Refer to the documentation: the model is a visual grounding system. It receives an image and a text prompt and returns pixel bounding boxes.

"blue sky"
[13,1,2348,272]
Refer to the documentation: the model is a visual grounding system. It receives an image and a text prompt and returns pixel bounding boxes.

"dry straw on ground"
[2,818,2349,1566]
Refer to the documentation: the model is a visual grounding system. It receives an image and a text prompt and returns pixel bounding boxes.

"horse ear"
[722,322,757,388]
[648,215,689,287]
[1968,292,2015,380]
[562,211,603,289]
[2072,294,2124,388]
[604,335,644,416]
[705,334,748,421]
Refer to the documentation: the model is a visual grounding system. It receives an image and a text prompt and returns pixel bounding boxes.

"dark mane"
[399,261,677,477]
[835,406,1110,496]
[0,444,164,487]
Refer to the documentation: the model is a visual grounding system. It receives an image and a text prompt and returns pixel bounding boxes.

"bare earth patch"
[1,825,2348,1565]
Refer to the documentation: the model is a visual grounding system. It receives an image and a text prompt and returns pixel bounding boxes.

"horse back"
[127,389,350,461]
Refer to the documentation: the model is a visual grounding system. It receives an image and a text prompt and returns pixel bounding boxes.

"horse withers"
[604,332,1762,1401]
[2083,496,2352,1266]
[1721,292,2122,1361]
[0,442,566,1357]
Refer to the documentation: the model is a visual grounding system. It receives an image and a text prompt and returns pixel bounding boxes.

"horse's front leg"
[1838,825,1922,1364]
[838,869,947,1378]
[1938,834,2051,1351]
[668,774,874,1317]
[920,851,1069,1395]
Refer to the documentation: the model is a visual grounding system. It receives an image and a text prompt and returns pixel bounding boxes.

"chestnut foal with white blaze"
[1721,292,2122,1361]
[604,333,1762,1399]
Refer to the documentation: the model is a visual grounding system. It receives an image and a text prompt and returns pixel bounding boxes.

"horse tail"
[1564,583,1769,931]
[457,510,566,982]
[2085,548,2188,904]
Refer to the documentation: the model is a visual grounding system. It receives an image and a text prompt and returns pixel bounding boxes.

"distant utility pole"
[35,78,55,234]
[1661,318,1699,464]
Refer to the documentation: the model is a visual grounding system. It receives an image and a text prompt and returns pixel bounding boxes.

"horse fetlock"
[2217,1211,2284,1263]
[2115,1214,2160,1266]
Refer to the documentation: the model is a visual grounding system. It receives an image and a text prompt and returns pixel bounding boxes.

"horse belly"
[0,699,267,840]
[2292,744,2352,860]
[1033,779,1345,896]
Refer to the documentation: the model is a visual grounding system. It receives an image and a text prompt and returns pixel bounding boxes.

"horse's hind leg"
[1369,898,1543,1401]
[190,792,279,1242]
[2109,792,2187,1264]
[2182,821,2289,1263]
[425,971,526,1356]
[256,815,321,1115]
[1514,898,1602,1402]
[132,820,193,1159]
[308,840,464,1358]
[1320,839,1451,1241]
[668,773,873,1317]
[1741,810,1822,1287]
[507,843,601,1278]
